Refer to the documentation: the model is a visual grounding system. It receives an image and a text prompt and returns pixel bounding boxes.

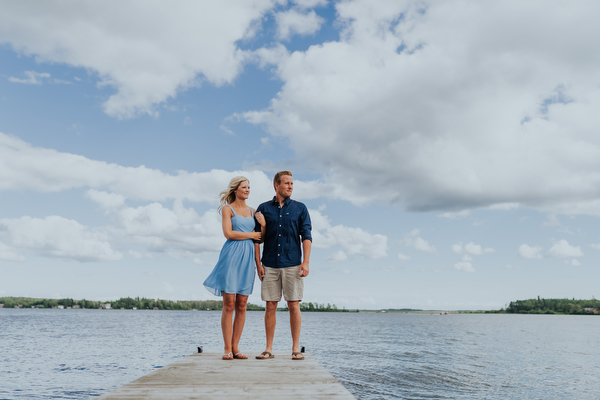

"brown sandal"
[292,352,304,360]
[255,351,274,359]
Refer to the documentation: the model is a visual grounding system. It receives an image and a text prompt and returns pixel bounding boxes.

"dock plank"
[97,352,356,399]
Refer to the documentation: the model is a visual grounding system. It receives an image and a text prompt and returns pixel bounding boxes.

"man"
[254,171,312,360]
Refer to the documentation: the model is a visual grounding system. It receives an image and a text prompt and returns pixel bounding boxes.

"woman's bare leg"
[221,292,236,359]
[231,294,248,356]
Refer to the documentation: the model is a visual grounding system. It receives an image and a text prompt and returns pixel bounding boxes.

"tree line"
[0,296,261,311]
[502,297,600,315]
[1,297,349,312]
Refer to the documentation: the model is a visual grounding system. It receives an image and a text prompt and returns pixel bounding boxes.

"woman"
[203,176,265,360]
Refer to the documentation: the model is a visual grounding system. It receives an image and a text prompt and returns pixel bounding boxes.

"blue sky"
[1,0,600,310]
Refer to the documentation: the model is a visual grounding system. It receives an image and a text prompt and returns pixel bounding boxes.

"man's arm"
[299,239,311,277]
[255,242,265,281]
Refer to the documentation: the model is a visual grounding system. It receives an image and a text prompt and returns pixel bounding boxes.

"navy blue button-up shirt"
[255,197,312,268]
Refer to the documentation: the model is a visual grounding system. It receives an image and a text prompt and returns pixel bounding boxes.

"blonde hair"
[218,176,249,213]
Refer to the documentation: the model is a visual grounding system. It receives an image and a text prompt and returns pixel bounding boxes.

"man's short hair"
[273,171,292,188]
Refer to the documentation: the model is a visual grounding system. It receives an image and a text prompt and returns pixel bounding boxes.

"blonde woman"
[204,176,265,360]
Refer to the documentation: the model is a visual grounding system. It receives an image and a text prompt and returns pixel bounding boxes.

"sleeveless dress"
[203,205,256,296]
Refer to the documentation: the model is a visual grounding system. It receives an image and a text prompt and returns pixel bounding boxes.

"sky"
[1,0,600,310]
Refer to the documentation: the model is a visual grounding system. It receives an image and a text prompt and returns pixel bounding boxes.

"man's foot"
[233,352,248,359]
[292,352,304,360]
[222,352,233,360]
[255,351,274,359]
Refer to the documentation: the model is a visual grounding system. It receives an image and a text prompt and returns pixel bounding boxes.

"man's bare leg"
[257,300,278,358]
[288,300,302,358]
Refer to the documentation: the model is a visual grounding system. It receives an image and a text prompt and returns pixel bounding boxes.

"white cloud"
[0,216,121,262]
[292,0,327,9]
[311,209,388,259]
[591,243,600,250]
[8,70,50,84]
[326,250,348,262]
[0,1,280,118]
[548,239,583,258]
[0,132,275,204]
[453,242,495,256]
[454,261,475,273]
[518,244,543,259]
[275,9,324,40]
[89,196,224,253]
[0,241,25,262]
[397,252,410,261]
[246,1,600,215]
[570,259,581,266]
[440,210,470,219]
[400,229,437,254]
[128,250,153,260]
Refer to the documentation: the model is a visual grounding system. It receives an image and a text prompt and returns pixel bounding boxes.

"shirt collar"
[271,196,291,206]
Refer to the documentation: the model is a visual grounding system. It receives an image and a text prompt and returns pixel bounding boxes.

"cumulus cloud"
[275,9,324,40]
[452,242,495,256]
[0,132,275,203]
[518,244,543,259]
[0,0,279,118]
[547,239,583,258]
[326,250,348,262]
[311,209,388,259]
[454,261,475,273]
[246,1,600,215]
[87,194,224,253]
[0,241,25,262]
[0,216,121,262]
[397,252,410,261]
[570,259,581,266]
[400,229,437,254]
[8,70,50,84]
[292,0,327,9]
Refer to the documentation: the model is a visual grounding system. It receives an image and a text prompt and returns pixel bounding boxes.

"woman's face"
[235,180,250,200]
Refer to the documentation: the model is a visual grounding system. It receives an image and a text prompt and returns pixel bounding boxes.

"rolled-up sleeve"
[299,205,312,242]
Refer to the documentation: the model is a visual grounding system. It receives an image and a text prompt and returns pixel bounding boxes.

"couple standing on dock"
[203,171,312,361]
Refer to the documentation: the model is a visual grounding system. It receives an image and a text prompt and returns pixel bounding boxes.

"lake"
[1,309,599,399]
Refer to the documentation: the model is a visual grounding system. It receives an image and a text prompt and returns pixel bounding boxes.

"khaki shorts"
[261,266,304,302]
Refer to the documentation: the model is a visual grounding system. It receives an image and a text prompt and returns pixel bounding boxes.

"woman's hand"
[251,231,262,241]
[255,211,266,227]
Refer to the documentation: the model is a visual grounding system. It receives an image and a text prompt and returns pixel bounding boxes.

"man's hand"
[257,264,265,281]
[299,262,309,277]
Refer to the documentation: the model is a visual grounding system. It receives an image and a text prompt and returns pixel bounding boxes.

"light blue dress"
[203,205,256,296]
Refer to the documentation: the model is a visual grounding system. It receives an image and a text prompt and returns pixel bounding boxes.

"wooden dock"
[97,352,357,399]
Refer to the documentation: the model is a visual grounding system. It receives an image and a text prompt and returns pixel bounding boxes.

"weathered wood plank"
[97,352,356,400]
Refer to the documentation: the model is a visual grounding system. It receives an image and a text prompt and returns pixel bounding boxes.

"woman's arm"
[222,207,261,241]
[255,211,266,243]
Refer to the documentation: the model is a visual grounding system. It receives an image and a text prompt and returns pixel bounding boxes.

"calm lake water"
[0,309,599,399]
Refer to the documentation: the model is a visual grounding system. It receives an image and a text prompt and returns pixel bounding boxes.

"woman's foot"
[233,352,248,359]
[222,352,233,360]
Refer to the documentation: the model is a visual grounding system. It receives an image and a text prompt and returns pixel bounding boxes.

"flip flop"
[255,351,274,359]
[292,352,304,360]
[222,352,233,360]
[233,352,248,359]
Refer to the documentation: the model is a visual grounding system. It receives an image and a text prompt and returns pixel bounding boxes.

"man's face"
[275,175,293,199]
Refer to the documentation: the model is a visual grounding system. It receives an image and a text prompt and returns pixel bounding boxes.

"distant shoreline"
[2,296,598,315]
[0,296,353,312]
